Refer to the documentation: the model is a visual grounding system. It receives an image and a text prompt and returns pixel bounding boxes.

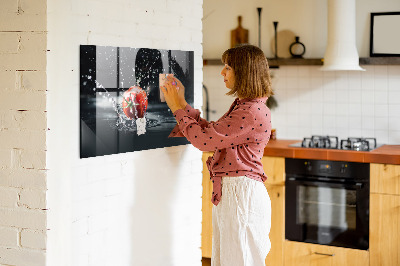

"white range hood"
[320,0,365,71]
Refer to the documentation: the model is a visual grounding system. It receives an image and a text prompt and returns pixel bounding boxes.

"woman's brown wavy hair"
[221,44,273,99]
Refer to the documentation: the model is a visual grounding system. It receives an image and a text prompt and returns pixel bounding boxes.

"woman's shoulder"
[245,99,271,122]
[229,100,270,122]
[239,98,269,111]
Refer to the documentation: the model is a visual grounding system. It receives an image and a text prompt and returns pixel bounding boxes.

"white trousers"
[212,176,271,266]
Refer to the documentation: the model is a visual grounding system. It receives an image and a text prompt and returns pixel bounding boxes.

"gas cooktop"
[289,135,382,151]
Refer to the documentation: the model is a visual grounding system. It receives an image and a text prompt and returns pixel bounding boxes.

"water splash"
[93,80,159,133]
[94,80,136,131]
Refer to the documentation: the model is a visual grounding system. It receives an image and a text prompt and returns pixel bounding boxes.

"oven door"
[285,177,369,250]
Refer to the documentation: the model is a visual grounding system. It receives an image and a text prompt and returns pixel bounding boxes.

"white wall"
[204,0,326,59]
[0,0,48,265]
[46,0,203,266]
[203,0,400,58]
[271,65,400,144]
[203,0,400,145]
[204,64,400,145]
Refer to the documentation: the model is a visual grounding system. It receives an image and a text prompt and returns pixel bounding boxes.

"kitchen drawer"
[262,156,285,185]
[284,241,369,266]
[370,163,400,195]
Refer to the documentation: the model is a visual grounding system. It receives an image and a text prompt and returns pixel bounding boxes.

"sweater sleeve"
[172,106,256,152]
[168,104,211,137]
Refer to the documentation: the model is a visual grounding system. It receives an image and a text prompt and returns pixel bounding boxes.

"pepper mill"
[273,21,279,58]
[257,8,262,48]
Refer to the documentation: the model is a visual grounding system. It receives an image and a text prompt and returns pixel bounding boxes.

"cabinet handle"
[314,252,335,257]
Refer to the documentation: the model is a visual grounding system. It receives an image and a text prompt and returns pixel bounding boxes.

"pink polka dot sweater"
[169,97,272,206]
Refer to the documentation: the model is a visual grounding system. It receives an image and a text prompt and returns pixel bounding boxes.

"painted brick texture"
[2,0,203,265]
[0,227,19,247]
[46,0,203,265]
[0,0,47,265]
[21,229,47,250]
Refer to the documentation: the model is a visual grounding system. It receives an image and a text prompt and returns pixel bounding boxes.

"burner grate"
[296,136,378,151]
[340,137,377,151]
[301,135,339,149]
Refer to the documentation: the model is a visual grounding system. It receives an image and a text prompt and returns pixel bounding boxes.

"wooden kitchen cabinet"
[262,156,285,266]
[261,156,285,186]
[370,193,400,266]
[370,163,400,195]
[201,154,286,266]
[202,152,213,258]
[284,241,369,266]
[370,163,400,266]
[264,184,285,266]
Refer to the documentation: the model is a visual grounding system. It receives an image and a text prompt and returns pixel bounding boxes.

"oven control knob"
[304,161,312,171]
[340,164,347,174]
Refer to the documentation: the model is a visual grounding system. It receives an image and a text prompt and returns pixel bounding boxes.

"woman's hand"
[168,76,187,108]
[161,77,184,113]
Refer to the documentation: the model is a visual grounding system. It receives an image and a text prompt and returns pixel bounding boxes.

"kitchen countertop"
[263,139,400,165]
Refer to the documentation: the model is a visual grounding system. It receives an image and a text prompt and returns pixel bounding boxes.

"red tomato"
[122,86,148,119]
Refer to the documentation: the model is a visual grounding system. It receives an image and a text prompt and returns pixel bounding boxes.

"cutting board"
[231,16,249,48]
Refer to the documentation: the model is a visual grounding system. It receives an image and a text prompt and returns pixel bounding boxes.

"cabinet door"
[264,184,284,266]
[202,152,213,258]
[370,193,400,266]
[261,156,285,185]
[370,163,400,195]
[284,241,369,266]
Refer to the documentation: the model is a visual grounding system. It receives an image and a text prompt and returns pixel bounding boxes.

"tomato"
[122,86,148,119]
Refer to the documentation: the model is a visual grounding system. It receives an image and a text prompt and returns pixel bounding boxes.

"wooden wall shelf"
[359,57,400,65]
[268,58,323,67]
[203,57,400,67]
[203,58,323,67]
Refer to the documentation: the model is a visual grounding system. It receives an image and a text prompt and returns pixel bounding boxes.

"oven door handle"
[286,177,364,189]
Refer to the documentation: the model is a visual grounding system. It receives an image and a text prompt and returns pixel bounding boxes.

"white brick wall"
[0,0,48,265]
[0,227,19,247]
[21,229,47,250]
[0,248,46,266]
[0,187,19,208]
[3,0,203,264]
[47,1,203,266]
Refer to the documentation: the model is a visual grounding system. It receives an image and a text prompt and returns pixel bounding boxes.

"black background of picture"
[80,45,194,158]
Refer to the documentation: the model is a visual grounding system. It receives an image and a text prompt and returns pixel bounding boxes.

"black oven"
[285,158,369,250]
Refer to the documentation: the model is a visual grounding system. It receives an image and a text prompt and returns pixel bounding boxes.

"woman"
[161,44,273,266]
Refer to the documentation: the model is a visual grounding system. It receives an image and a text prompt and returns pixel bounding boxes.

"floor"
[202,257,211,266]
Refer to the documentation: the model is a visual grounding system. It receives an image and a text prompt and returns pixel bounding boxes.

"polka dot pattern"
[169,97,272,206]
